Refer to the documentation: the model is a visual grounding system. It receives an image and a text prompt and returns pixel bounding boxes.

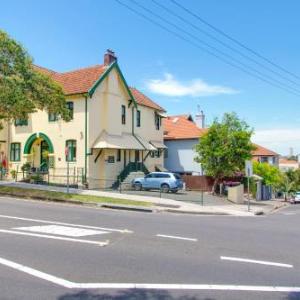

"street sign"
[245,160,253,177]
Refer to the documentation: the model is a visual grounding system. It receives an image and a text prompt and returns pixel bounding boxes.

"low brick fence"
[182,175,214,191]
[182,175,244,192]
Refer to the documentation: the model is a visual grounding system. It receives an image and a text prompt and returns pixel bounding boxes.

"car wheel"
[161,183,170,193]
[134,183,142,191]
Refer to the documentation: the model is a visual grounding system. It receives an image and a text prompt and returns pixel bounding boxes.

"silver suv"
[132,172,183,193]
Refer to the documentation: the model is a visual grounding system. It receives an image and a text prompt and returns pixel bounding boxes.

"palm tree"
[280,174,295,201]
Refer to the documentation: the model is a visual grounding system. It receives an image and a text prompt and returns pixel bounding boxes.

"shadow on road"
[58,290,300,300]
[58,289,213,300]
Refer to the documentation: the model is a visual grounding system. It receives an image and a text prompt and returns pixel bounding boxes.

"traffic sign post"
[245,160,253,211]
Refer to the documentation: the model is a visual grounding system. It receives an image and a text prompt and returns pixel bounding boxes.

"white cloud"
[146,73,238,97]
[253,128,300,155]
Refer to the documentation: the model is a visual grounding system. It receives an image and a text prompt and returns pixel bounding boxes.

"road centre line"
[220,256,293,268]
[156,234,197,242]
[0,256,299,292]
[0,214,131,233]
[0,229,108,246]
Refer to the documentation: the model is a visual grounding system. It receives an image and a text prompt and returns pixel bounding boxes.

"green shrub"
[21,162,31,172]
[29,174,43,183]
[10,170,17,179]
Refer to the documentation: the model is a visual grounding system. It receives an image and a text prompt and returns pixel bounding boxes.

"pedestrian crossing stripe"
[14,225,108,237]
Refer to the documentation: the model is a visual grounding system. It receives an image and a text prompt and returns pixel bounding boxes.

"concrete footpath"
[0,181,287,216]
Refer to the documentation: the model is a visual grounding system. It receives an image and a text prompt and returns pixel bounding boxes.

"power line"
[151,0,300,87]
[114,0,300,97]
[127,0,300,95]
[170,0,300,81]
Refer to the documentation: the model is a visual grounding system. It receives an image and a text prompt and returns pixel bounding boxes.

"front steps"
[120,171,145,190]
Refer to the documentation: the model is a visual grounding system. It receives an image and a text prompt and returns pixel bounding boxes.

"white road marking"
[0,257,75,288]
[0,214,131,233]
[0,229,108,246]
[220,256,293,268]
[14,225,108,237]
[0,256,299,292]
[156,234,197,242]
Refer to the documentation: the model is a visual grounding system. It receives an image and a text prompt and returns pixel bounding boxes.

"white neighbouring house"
[163,114,207,175]
[0,50,166,188]
[163,113,280,176]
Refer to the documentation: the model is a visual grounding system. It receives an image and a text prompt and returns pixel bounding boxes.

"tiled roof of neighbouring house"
[164,117,279,158]
[163,115,207,140]
[33,64,164,111]
[279,158,298,165]
[252,143,279,157]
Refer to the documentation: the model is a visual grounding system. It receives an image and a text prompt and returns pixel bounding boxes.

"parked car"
[132,172,183,193]
[291,192,300,204]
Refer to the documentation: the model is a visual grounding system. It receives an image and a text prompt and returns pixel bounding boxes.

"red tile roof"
[130,87,165,112]
[163,115,207,140]
[163,118,279,159]
[279,158,298,165]
[34,64,106,95]
[252,143,278,157]
[33,64,164,111]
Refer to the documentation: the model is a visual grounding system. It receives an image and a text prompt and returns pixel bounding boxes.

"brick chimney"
[104,49,117,66]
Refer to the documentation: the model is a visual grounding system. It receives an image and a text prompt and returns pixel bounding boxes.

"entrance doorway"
[30,138,50,170]
[24,133,54,171]
[40,140,50,171]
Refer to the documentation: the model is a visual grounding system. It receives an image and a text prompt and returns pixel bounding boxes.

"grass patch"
[0,185,152,207]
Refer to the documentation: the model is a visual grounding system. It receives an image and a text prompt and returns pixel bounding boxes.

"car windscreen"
[173,174,182,180]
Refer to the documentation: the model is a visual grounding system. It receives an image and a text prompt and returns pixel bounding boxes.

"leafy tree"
[195,112,254,194]
[253,161,282,188]
[0,30,70,128]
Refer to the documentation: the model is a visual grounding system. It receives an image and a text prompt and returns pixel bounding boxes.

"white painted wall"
[164,139,202,175]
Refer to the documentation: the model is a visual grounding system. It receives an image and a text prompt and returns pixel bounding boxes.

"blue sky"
[1,0,300,155]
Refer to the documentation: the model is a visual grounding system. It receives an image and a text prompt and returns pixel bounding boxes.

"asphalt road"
[0,196,299,300]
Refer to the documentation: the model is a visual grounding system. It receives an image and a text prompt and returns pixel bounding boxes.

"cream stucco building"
[0,50,166,188]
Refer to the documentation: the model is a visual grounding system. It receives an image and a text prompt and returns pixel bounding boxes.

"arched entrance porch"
[24,133,54,171]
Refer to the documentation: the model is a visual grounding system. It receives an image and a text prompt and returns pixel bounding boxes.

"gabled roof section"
[34,64,106,95]
[163,115,207,140]
[130,87,166,112]
[34,61,166,111]
[88,62,137,108]
[252,143,279,157]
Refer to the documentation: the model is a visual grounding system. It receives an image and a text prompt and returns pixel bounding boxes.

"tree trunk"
[211,177,219,195]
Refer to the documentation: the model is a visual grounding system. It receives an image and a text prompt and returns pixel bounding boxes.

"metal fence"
[13,167,85,188]
[8,167,211,205]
